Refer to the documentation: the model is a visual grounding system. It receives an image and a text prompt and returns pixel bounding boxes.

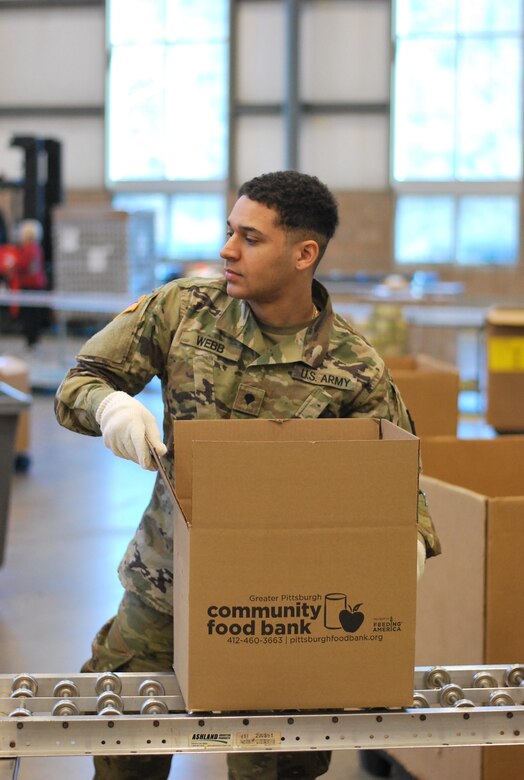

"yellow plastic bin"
[486,308,524,432]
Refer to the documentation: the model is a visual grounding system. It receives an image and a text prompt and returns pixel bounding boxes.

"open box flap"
[191,438,419,529]
[421,436,524,497]
[378,417,419,441]
[172,417,406,507]
[147,437,191,528]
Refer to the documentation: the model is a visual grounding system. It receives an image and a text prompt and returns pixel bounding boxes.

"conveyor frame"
[0,665,523,765]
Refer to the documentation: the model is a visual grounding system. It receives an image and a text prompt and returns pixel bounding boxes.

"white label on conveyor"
[236,731,281,748]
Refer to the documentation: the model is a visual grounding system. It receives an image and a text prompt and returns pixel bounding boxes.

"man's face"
[220,195,301,306]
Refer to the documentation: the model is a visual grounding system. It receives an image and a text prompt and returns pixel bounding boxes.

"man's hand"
[96,391,167,471]
[417,534,426,582]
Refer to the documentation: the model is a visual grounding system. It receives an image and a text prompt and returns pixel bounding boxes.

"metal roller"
[52,680,79,699]
[95,672,122,696]
[438,683,464,707]
[51,699,80,717]
[96,691,124,717]
[8,705,32,718]
[140,698,169,715]
[471,671,498,689]
[503,664,524,688]
[138,679,165,698]
[424,666,451,689]
[10,674,38,699]
[9,688,34,700]
[488,690,515,707]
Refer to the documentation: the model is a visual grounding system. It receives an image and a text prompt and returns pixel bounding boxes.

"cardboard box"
[388,436,524,780]
[486,308,524,432]
[166,418,420,712]
[0,382,30,566]
[0,356,30,454]
[385,354,460,436]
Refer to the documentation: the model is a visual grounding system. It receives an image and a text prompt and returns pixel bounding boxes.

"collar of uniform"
[216,296,267,355]
[301,279,333,367]
[216,279,333,367]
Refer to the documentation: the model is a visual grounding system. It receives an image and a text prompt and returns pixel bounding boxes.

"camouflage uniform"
[55,277,441,780]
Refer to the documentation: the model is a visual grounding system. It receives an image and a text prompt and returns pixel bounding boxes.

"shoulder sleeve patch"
[115,294,147,318]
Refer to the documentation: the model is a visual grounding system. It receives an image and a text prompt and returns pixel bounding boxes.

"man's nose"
[220,234,239,260]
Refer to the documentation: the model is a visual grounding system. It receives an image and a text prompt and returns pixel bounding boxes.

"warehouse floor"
[0,333,493,779]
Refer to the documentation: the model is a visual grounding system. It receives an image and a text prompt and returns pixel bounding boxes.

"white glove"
[96,391,167,471]
[417,535,426,582]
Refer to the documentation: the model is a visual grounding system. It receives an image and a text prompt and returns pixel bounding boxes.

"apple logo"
[339,603,364,633]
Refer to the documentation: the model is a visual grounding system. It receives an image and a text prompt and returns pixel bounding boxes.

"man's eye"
[225,230,233,239]
[245,236,258,245]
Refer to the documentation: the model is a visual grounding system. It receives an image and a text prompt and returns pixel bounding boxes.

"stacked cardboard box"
[0,381,30,566]
[388,436,524,780]
[162,418,421,713]
[0,356,30,458]
[386,354,460,436]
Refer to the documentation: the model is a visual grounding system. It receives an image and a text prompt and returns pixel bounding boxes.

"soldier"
[55,170,441,780]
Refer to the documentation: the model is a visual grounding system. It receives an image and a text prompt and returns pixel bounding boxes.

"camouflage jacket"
[55,277,441,615]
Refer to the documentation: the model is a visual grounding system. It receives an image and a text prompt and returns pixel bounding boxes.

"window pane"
[166,0,228,42]
[109,0,165,45]
[457,38,522,180]
[107,0,229,184]
[457,197,519,265]
[165,43,228,180]
[395,196,454,263]
[395,0,455,36]
[169,194,225,260]
[109,0,229,44]
[393,40,455,180]
[458,0,522,33]
[108,42,228,182]
[393,0,522,267]
[108,45,166,181]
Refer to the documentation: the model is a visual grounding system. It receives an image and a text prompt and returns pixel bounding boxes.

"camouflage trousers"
[82,591,331,780]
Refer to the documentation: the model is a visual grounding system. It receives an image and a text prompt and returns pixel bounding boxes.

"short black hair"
[238,170,339,261]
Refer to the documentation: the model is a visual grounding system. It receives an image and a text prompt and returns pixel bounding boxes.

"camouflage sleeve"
[417,489,441,559]
[55,285,180,437]
[344,358,413,428]
[347,364,442,559]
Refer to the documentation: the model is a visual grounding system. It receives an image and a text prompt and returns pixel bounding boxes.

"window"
[395,194,519,265]
[392,0,523,266]
[107,0,229,262]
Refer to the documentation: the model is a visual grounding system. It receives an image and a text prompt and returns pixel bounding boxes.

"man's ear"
[295,239,319,271]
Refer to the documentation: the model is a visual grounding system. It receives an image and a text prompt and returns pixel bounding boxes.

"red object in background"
[0,244,21,279]
[0,245,22,315]
[1,224,48,342]
[16,241,46,290]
